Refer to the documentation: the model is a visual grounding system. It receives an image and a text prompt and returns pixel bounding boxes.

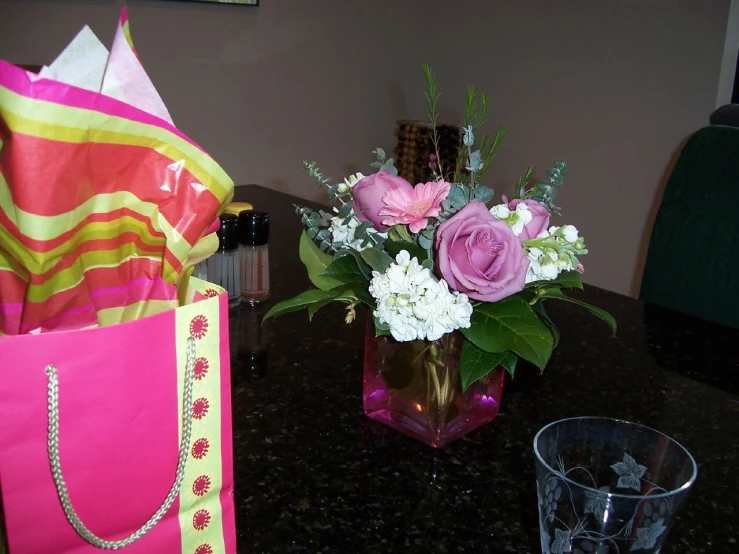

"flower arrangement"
[265,65,615,390]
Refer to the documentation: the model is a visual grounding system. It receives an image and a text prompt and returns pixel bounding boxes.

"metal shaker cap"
[217,213,240,252]
[238,211,269,247]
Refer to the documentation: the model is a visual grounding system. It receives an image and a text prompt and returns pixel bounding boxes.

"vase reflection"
[229,302,269,384]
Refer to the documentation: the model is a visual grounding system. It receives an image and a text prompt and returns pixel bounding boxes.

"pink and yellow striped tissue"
[0,8,234,335]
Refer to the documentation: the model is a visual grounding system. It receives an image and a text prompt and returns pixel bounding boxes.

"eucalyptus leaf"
[421,259,434,271]
[537,288,617,335]
[461,295,555,370]
[446,184,467,210]
[360,247,395,273]
[381,158,398,176]
[466,150,483,172]
[418,233,433,250]
[299,231,343,291]
[472,186,494,204]
[338,203,353,218]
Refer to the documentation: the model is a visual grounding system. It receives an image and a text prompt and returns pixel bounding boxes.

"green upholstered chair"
[639,125,739,328]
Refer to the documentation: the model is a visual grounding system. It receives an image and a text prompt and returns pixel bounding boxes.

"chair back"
[640,126,739,328]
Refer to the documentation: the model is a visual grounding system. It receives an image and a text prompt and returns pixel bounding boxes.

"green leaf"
[472,186,493,203]
[499,351,517,377]
[336,279,375,309]
[532,301,560,348]
[338,203,353,218]
[264,288,351,321]
[537,288,617,335]
[444,183,467,210]
[334,249,372,280]
[360,247,394,273]
[460,340,508,391]
[418,233,433,250]
[307,297,336,321]
[320,255,366,285]
[373,315,391,337]
[526,270,583,290]
[388,225,414,243]
[461,296,554,370]
[383,239,428,263]
[299,231,342,291]
[381,158,398,176]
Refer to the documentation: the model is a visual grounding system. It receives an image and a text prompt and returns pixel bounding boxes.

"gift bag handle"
[44,336,197,550]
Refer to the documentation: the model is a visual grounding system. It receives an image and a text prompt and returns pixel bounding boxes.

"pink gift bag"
[0,282,236,554]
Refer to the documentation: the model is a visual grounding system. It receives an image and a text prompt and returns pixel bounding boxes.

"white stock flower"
[336,172,365,193]
[489,203,510,220]
[525,225,580,283]
[490,202,532,236]
[369,251,472,342]
[329,209,385,252]
[561,225,579,243]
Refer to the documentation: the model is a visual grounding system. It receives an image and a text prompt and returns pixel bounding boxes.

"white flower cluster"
[369,251,473,342]
[526,225,581,283]
[489,202,532,236]
[328,213,385,252]
[336,172,365,193]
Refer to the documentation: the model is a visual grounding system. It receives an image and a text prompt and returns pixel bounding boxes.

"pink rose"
[507,198,550,241]
[435,202,528,302]
[352,171,413,231]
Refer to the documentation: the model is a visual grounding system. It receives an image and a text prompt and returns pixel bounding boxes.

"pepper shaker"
[207,213,241,308]
[238,211,269,303]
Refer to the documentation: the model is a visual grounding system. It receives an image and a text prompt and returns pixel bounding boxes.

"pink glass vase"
[363,320,505,448]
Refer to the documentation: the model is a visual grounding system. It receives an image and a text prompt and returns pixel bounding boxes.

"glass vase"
[363,318,505,448]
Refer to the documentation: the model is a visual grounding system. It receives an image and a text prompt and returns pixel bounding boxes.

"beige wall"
[0,0,731,296]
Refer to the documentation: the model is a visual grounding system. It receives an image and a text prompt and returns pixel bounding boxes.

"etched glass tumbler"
[534,417,697,554]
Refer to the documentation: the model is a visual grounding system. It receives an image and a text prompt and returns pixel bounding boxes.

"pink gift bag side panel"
[0,308,185,553]
[218,293,237,554]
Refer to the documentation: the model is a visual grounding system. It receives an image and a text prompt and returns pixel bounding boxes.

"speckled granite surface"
[229,186,739,553]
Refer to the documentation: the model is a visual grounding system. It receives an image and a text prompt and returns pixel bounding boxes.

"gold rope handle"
[45,336,196,550]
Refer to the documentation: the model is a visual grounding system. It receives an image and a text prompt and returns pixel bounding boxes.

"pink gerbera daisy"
[379,180,450,233]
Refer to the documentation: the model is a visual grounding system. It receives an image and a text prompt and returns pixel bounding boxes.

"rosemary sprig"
[423,63,444,179]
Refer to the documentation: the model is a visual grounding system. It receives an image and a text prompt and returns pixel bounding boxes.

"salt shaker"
[207,213,241,308]
[238,211,269,303]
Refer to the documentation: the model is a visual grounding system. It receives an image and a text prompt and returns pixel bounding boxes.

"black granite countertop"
[228,185,739,553]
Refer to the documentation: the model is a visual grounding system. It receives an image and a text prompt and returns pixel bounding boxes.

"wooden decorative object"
[393,120,460,184]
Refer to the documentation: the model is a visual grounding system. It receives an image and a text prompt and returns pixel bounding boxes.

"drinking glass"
[534,417,697,554]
